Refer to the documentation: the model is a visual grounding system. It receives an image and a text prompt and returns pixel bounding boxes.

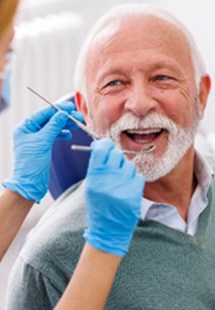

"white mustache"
[108,112,179,138]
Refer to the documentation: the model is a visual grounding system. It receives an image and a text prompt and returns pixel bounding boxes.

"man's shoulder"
[18,181,86,281]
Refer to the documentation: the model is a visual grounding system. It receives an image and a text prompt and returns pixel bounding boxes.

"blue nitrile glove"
[84,138,145,256]
[3,101,83,203]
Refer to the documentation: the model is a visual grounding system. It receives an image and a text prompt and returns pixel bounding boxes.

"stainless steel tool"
[71,144,155,155]
[27,86,99,140]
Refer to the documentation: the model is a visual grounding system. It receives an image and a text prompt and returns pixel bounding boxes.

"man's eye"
[154,75,169,81]
[107,80,121,87]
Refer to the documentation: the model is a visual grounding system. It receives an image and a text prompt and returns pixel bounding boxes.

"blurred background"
[1,0,215,308]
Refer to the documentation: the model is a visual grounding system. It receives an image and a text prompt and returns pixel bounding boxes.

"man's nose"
[124,82,157,117]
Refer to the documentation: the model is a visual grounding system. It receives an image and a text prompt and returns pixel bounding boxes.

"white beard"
[88,106,201,182]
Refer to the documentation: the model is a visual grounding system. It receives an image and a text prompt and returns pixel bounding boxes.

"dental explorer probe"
[27,86,99,140]
[71,144,155,155]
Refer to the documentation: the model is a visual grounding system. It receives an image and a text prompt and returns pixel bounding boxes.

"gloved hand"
[3,101,83,203]
[84,138,145,256]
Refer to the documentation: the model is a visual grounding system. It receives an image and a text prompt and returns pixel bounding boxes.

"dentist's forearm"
[0,189,33,260]
[55,243,122,310]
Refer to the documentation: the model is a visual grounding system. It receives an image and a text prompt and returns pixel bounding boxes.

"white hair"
[74,3,206,100]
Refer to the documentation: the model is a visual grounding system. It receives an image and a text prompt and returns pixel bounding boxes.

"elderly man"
[7,4,215,310]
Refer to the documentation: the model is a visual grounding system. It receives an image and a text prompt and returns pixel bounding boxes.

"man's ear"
[198,74,211,118]
[75,91,89,122]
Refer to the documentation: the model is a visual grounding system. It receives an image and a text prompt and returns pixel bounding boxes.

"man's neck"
[144,148,196,221]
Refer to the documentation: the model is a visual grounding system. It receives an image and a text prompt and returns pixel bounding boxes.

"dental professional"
[0,0,83,260]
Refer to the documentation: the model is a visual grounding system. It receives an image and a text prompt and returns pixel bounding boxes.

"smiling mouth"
[124,128,164,144]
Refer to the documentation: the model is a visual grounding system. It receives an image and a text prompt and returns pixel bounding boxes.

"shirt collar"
[141,150,214,220]
[187,150,214,223]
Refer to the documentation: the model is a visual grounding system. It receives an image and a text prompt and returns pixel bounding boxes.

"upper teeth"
[126,128,161,135]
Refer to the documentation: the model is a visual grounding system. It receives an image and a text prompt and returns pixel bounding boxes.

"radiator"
[0,11,84,180]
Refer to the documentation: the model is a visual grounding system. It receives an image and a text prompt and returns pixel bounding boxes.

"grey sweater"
[6,176,215,310]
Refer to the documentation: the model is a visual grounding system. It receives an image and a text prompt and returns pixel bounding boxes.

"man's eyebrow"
[97,68,127,85]
[149,60,183,73]
[96,60,183,85]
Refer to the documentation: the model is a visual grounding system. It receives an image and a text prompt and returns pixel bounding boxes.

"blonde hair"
[0,0,19,36]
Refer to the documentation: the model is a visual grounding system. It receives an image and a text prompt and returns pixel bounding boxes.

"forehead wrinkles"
[86,16,194,80]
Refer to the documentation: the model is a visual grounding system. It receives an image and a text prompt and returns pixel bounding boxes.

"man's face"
[77,16,208,181]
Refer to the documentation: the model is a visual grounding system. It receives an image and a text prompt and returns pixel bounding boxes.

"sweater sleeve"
[6,256,61,310]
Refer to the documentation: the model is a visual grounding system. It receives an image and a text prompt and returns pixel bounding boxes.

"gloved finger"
[105,147,125,170]
[41,111,71,142]
[89,138,115,167]
[131,173,145,195]
[65,110,84,131]
[25,101,77,132]
[121,160,137,178]
[136,173,145,189]
[57,100,77,111]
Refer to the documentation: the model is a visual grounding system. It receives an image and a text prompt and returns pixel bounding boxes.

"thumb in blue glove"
[84,138,145,256]
[3,101,83,203]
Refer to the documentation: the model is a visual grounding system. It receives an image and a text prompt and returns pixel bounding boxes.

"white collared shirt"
[141,151,214,236]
